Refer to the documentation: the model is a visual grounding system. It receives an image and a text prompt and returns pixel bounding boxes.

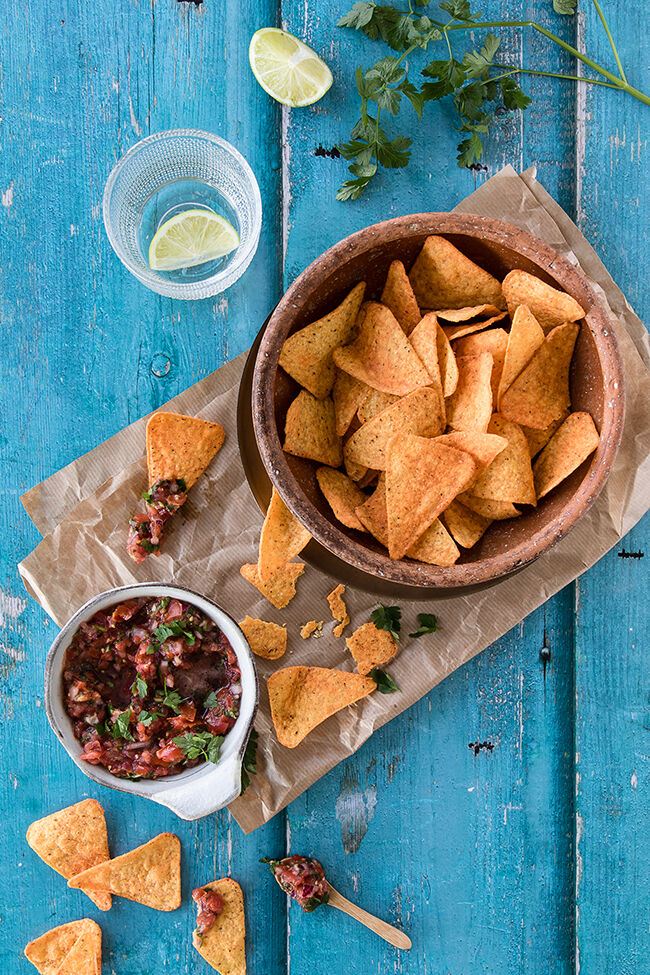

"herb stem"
[492,64,621,90]
[590,0,627,83]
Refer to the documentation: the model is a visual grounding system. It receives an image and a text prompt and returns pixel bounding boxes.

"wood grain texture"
[0,1,647,973]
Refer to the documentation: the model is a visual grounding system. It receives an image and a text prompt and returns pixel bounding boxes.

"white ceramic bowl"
[44,583,258,821]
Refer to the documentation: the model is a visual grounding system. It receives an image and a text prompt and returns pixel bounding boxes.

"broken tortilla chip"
[316,467,368,532]
[332,370,369,436]
[333,301,431,395]
[385,435,477,559]
[409,235,506,310]
[458,494,521,521]
[502,270,584,332]
[258,488,311,581]
[300,620,323,639]
[346,622,397,675]
[327,583,350,637]
[500,322,579,429]
[380,259,421,335]
[344,387,445,471]
[278,282,365,398]
[354,476,389,547]
[470,414,536,505]
[25,920,99,975]
[193,878,246,975]
[407,518,460,566]
[522,410,569,458]
[497,304,545,407]
[283,390,342,467]
[240,562,304,610]
[442,499,492,549]
[26,800,111,911]
[147,412,225,490]
[445,353,494,433]
[533,412,599,499]
[268,667,376,747]
[239,616,287,660]
[53,922,101,975]
[453,328,508,401]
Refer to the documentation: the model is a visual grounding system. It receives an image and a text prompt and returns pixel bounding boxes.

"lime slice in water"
[249,28,333,107]
[148,210,240,271]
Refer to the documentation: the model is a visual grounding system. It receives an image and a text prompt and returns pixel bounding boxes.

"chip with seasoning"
[533,411,599,499]
[332,370,369,436]
[193,878,246,975]
[380,259,421,335]
[442,499,492,549]
[458,493,521,521]
[407,313,445,394]
[496,304,545,407]
[440,307,507,341]
[432,430,508,479]
[470,414,536,506]
[445,352,494,434]
[68,833,181,911]
[453,327,508,401]
[327,583,350,637]
[239,616,287,660]
[346,621,398,675]
[25,919,100,975]
[502,269,584,332]
[268,666,376,747]
[344,386,445,471]
[407,517,460,566]
[356,387,400,425]
[354,475,389,546]
[258,488,311,581]
[522,410,569,458]
[240,562,305,609]
[500,322,579,429]
[26,799,111,911]
[316,467,368,532]
[52,922,102,975]
[300,620,323,639]
[409,235,506,310]
[283,390,342,467]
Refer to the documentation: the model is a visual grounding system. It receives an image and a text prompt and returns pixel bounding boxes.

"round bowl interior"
[252,213,625,590]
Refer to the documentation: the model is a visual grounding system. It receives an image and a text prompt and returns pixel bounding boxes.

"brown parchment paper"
[19,167,650,834]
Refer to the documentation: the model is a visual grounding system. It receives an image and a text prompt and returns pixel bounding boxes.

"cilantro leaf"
[439,0,479,22]
[153,620,196,646]
[371,604,401,641]
[132,674,148,698]
[370,668,400,693]
[553,0,576,13]
[204,690,219,709]
[155,687,183,715]
[241,729,259,793]
[173,731,224,764]
[409,612,438,638]
[462,33,500,78]
[456,130,484,167]
[137,709,161,727]
[110,709,134,741]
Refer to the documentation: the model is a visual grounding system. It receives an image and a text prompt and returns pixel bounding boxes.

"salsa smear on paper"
[262,855,329,911]
[62,596,241,779]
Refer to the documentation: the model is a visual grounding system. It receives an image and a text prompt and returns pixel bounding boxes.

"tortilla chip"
[239,616,286,660]
[300,620,323,639]
[53,922,102,975]
[433,431,508,478]
[332,370,369,436]
[26,800,111,911]
[440,310,507,341]
[533,412,599,499]
[436,304,503,323]
[502,270,584,332]
[67,833,181,911]
[333,301,431,395]
[316,467,368,532]
[453,328,508,401]
[409,235,506,310]
[380,260,421,335]
[445,353,494,433]
[193,878,246,975]
[25,920,98,975]
[240,562,304,609]
[407,518,460,566]
[278,282,366,399]
[344,387,445,471]
[385,436,477,559]
[268,666,376,747]
[356,388,400,425]
[147,413,225,490]
[258,488,311,581]
[522,410,569,458]
[355,476,389,547]
[346,622,397,676]
[470,414,536,505]
[327,583,350,637]
[458,493,521,520]
[442,499,492,548]
[500,322,579,429]
[283,390,342,467]
[497,304,545,407]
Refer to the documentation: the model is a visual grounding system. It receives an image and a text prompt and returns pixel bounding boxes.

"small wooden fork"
[325,881,412,950]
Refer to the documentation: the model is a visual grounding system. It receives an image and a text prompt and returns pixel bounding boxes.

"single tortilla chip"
[258,488,311,581]
[385,436,477,559]
[440,310,507,341]
[316,467,368,532]
[147,412,225,490]
[346,622,397,675]
[332,370,369,436]
[53,922,102,975]
[470,414,536,505]
[344,387,445,471]
[356,388,400,425]
[300,620,323,639]
[355,476,389,547]
[283,390,342,467]
[194,878,246,975]
[497,304,545,407]
[239,616,286,660]
[268,666,376,747]
[408,313,442,390]
[502,270,584,332]
[433,431,508,476]
[533,412,599,499]
[67,833,181,911]
[409,235,506,310]
[453,328,508,401]
[445,353,494,433]
[407,518,460,566]
[380,259,421,335]
[500,322,579,429]
[278,282,366,398]
[442,499,492,549]
[522,411,569,458]
[436,304,503,323]
[25,920,98,975]
[327,583,350,637]
[240,562,304,609]
[333,301,431,395]
[26,800,111,911]
[458,493,521,521]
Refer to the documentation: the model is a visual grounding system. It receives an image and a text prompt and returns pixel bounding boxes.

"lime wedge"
[148,210,240,271]
[249,28,333,107]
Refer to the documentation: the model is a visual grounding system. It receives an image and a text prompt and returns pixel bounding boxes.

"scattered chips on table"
[502,269,585,332]
[53,922,102,975]
[470,414,536,506]
[497,304,545,407]
[147,412,225,490]
[409,235,506,310]
[26,799,111,911]
[240,616,287,660]
[380,259,421,335]
[258,488,311,582]
[240,562,305,610]
[193,878,246,975]
[300,620,323,639]
[500,322,579,429]
[268,666,377,747]
[67,833,181,911]
[327,583,350,637]
[346,621,397,676]
[283,390,342,467]
[533,411,599,499]
[316,467,368,532]
[25,919,101,975]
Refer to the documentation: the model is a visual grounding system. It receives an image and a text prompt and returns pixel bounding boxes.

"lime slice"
[249,28,333,108]
[148,210,240,271]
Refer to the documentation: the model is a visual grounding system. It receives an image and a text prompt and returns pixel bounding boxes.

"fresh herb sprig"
[409,613,438,638]
[370,667,400,693]
[173,731,224,764]
[338,0,650,199]
[371,604,402,641]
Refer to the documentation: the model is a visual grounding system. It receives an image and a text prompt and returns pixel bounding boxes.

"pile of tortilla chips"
[277,239,600,565]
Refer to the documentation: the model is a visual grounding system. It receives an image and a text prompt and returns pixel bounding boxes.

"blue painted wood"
[0,1,647,974]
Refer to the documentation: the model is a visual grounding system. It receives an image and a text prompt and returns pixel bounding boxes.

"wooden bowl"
[251,214,625,589]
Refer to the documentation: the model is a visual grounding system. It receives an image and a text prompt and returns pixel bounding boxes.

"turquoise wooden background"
[1,1,647,972]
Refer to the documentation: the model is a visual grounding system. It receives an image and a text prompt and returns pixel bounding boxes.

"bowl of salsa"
[44,583,258,820]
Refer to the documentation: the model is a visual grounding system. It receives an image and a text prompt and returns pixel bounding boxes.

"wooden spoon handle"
[325,883,412,950]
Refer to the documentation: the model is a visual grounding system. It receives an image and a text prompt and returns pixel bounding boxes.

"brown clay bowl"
[251,213,625,590]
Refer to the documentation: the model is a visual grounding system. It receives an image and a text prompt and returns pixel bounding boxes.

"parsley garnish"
[153,621,196,646]
[109,709,134,741]
[241,729,259,793]
[203,690,219,709]
[131,674,148,698]
[139,539,158,554]
[173,732,224,764]
[138,709,161,727]
[156,687,183,714]
[370,668,400,693]
[371,604,401,642]
[409,613,438,638]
